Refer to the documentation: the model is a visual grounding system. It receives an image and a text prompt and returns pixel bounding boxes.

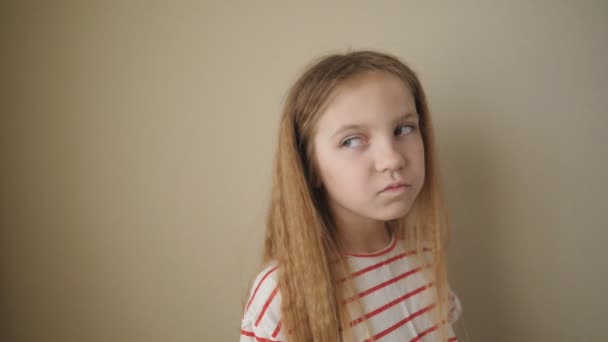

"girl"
[239,50,462,342]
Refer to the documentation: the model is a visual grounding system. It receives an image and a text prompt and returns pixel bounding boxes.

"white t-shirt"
[240,235,462,342]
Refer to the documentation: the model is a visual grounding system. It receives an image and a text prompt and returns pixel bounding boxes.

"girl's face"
[312,71,425,226]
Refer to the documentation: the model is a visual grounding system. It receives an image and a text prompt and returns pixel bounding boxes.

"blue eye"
[341,137,364,148]
[395,124,415,136]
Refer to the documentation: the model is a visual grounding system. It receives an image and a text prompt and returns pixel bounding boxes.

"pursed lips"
[379,182,410,193]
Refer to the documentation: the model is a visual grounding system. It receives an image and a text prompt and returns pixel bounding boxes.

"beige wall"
[3,1,607,341]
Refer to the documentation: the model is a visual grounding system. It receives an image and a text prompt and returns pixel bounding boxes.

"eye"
[341,136,365,148]
[395,124,416,136]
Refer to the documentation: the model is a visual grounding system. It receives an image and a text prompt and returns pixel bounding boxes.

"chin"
[374,203,413,221]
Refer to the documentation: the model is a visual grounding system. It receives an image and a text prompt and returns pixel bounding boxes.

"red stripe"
[409,320,453,342]
[271,321,281,338]
[349,247,431,279]
[344,265,428,304]
[409,324,438,342]
[245,266,279,313]
[362,303,436,342]
[256,337,278,342]
[345,236,398,258]
[337,251,416,283]
[350,283,433,326]
[255,287,278,327]
[336,246,431,283]
[240,330,281,342]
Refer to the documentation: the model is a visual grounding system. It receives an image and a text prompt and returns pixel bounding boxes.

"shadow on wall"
[441,104,517,342]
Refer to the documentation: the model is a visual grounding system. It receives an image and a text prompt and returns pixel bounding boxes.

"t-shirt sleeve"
[240,263,283,341]
[240,318,276,342]
[447,286,463,324]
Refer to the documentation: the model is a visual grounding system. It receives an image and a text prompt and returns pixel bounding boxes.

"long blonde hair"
[260,50,451,341]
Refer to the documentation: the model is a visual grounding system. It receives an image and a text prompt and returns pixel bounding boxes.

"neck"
[332,213,391,254]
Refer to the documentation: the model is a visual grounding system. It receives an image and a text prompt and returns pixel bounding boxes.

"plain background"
[3,1,607,341]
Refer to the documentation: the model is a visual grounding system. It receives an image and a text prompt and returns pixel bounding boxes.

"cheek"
[400,138,425,179]
[317,153,367,193]
[412,142,426,184]
[415,144,425,169]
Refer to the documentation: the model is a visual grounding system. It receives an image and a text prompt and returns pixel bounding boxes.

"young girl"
[239,50,462,342]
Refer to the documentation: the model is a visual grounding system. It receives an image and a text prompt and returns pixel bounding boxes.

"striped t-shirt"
[240,235,462,342]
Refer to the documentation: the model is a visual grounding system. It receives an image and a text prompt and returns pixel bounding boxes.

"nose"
[374,138,406,173]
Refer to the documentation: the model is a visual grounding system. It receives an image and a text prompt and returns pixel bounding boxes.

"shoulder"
[395,239,463,323]
[240,261,284,341]
[244,261,280,318]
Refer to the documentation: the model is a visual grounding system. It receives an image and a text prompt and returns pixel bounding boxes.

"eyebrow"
[330,112,419,138]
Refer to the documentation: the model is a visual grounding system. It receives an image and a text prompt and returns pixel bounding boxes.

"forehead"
[316,71,416,134]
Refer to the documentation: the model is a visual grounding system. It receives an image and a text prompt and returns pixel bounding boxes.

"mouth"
[381,182,410,193]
